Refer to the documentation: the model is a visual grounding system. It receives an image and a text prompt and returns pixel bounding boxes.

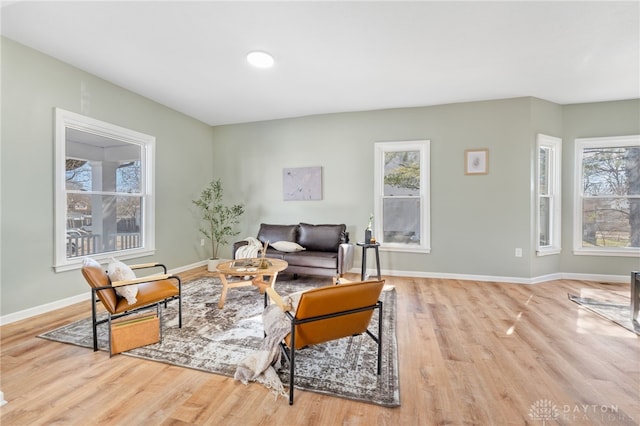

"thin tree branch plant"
[192,179,245,263]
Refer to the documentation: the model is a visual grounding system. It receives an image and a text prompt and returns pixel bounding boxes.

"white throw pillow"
[271,241,306,253]
[107,258,138,305]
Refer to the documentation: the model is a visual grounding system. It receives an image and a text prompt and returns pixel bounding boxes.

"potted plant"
[192,179,245,271]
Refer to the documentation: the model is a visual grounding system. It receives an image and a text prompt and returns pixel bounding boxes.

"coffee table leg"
[254,272,279,288]
[267,272,279,288]
[218,274,229,309]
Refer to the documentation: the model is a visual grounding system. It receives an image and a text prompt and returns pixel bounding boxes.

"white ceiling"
[1,1,638,126]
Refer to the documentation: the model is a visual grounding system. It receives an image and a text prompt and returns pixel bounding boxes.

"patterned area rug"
[568,293,639,335]
[39,275,400,407]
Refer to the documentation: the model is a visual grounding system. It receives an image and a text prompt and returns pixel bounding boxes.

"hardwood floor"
[1,269,638,425]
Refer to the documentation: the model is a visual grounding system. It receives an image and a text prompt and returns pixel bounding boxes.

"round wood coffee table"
[215,258,288,308]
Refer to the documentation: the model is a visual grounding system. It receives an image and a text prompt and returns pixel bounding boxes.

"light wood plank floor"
[1,268,638,425]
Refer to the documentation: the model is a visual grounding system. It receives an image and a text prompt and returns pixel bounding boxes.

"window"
[574,135,640,257]
[54,109,156,272]
[374,140,430,253]
[536,134,562,255]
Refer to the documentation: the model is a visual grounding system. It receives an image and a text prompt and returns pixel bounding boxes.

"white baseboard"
[0,391,7,406]
[357,268,629,285]
[0,292,90,326]
[168,260,208,274]
[0,262,629,326]
[560,272,629,284]
[0,260,208,326]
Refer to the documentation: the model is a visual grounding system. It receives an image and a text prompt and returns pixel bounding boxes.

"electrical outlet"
[200,239,205,246]
[515,248,522,257]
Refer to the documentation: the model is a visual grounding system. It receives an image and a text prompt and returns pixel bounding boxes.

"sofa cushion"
[264,248,286,261]
[257,224,298,244]
[298,223,345,252]
[283,251,337,269]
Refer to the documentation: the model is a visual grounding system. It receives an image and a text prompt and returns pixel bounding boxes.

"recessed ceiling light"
[247,51,274,69]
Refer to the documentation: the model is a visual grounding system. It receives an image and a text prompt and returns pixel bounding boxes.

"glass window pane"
[66,127,142,193]
[383,198,420,244]
[582,198,638,248]
[539,196,550,246]
[384,151,420,196]
[67,159,142,193]
[539,147,549,195]
[582,146,639,196]
[66,194,142,258]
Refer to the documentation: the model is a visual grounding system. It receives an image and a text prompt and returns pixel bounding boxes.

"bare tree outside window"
[580,144,640,249]
[627,147,640,247]
[383,151,421,245]
[374,140,430,253]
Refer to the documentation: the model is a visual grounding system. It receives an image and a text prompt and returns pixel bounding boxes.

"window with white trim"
[536,134,562,255]
[574,135,640,257]
[54,109,156,272]
[373,140,430,253]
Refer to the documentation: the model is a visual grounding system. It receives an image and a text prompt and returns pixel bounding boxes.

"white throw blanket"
[234,292,303,399]
[235,237,263,259]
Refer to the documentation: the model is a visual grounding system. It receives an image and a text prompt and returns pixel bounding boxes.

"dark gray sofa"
[233,223,354,278]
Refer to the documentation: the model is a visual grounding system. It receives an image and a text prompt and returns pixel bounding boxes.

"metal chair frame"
[267,291,383,405]
[89,263,182,352]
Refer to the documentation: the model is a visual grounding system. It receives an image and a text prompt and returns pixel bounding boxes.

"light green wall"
[213,98,538,277]
[1,38,215,315]
[529,98,564,277]
[2,37,638,318]
[213,97,640,280]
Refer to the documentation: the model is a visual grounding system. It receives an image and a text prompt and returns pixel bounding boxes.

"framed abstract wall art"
[283,166,322,200]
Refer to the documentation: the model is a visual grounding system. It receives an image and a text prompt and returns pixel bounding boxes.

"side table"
[357,242,381,281]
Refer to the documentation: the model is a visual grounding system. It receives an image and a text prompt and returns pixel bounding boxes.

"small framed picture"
[464,149,489,175]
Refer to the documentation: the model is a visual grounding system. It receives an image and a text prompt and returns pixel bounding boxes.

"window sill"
[54,248,156,272]
[536,247,561,256]
[572,248,640,258]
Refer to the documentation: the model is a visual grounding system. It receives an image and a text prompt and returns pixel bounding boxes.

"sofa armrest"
[232,240,248,259]
[337,243,355,275]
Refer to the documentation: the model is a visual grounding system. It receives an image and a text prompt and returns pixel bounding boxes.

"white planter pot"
[207,258,224,272]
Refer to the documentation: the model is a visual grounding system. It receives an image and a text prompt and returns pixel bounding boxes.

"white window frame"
[373,140,430,253]
[573,135,640,257]
[536,134,562,256]
[54,108,156,272]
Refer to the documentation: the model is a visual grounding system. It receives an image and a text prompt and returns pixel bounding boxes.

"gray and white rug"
[39,275,400,407]
[568,293,639,335]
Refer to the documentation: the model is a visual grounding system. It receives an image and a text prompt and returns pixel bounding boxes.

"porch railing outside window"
[66,233,142,258]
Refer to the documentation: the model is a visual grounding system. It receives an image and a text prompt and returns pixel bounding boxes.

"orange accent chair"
[81,258,182,353]
[260,279,385,405]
